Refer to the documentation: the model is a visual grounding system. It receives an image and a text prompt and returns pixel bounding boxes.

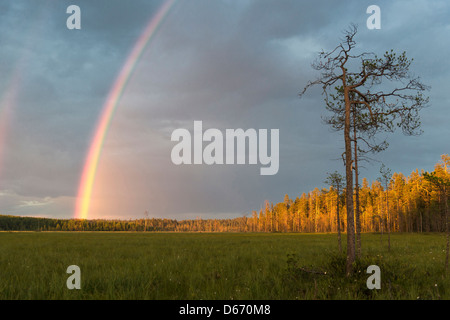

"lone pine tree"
[323,81,389,258]
[300,24,429,275]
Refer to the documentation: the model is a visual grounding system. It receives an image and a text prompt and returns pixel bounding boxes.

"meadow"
[0,232,448,300]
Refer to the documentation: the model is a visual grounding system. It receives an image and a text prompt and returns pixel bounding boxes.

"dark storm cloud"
[0,1,165,200]
[0,0,449,218]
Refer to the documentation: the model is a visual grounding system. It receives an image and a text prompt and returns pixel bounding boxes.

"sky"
[0,0,449,220]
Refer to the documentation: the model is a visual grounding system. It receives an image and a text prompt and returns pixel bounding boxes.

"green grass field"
[0,232,448,300]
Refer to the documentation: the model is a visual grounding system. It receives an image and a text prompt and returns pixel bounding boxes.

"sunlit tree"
[325,171,345,253]
[300,24,429,274]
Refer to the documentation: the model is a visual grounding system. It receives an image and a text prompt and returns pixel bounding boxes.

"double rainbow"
[75,0,177,219]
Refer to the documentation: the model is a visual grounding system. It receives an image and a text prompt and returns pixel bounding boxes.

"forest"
[1,155,448,234]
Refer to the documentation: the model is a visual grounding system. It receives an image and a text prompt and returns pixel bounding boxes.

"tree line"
[0,155,448,234]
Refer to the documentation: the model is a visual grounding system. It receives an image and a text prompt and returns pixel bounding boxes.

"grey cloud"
[0,0,449,219]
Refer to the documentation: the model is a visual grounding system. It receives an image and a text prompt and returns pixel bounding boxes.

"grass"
[0,232,448,299]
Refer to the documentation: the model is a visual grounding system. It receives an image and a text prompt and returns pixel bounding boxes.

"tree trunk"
[344,85,355,275]
[353,115,361,258]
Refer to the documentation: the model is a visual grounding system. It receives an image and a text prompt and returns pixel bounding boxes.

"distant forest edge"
[1,155,448,233]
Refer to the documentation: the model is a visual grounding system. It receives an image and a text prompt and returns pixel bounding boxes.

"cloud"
[0,190,73,217]
[18,198,53,208]
[0,0,448,219]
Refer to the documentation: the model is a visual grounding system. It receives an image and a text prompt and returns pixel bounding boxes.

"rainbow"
[75,0,178,219]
